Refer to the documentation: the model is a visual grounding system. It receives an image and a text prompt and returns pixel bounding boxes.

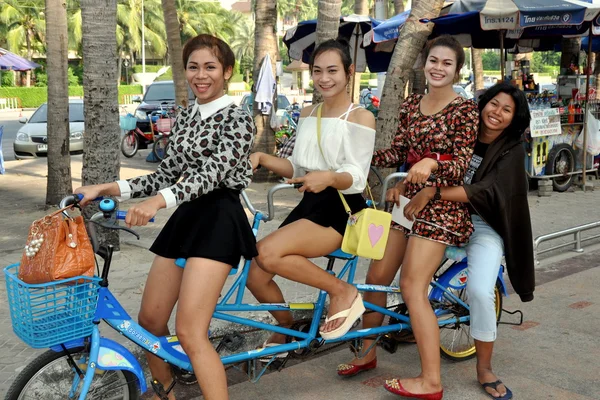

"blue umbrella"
[0,48,41,71]
[445,0,600,30]
[283,15,391,72]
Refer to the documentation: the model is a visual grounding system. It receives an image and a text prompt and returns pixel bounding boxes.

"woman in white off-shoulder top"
[248,38,376,343]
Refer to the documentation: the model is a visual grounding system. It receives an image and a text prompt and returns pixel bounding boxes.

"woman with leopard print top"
[76,34,256,400]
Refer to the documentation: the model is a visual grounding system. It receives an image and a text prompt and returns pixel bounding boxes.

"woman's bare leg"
[395,236,446,395]
[346,229,408,366]
[138,256,184,400]
[176,258,232,400]
[247,219,359,334]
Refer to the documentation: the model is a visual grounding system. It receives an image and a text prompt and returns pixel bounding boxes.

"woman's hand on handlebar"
[124,196,165,228]
[385,181,406,206]
[288,171,333,194]
[74,185,104,207]
[406,158,437,184]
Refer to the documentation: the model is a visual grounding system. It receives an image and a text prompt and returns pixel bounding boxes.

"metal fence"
[534,221,600,263]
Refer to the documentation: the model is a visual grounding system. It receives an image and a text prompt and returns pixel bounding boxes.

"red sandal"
[336,358,377,377]
[384,378,443,400]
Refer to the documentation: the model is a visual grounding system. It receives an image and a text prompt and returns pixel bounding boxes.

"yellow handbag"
[316,104,391,260]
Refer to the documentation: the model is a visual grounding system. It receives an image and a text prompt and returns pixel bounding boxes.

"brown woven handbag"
[18,205,96,284]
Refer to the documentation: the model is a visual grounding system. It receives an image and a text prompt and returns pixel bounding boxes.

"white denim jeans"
[466,215,504,342]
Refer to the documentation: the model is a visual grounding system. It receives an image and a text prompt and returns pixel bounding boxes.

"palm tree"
[252,0,278,181]
[231,17,255,80]
[161,0,187,107]
[394,0,404,15]
[175,0,235,44]
[81,0,121,247]
[375,0,445,153]
[473,48,484,91]
[0,0,46,86]
[45,0,72,205]
[312,0,342,103]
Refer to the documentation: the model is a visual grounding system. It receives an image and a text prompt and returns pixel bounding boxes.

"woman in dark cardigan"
[407,82,535,399]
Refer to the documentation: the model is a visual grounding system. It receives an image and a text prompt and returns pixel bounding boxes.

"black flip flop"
[481,380,513,400]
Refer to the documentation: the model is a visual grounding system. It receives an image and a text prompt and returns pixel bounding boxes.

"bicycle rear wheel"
[5,347,139,400]
[152,135,170,161]
[121,131,138,158]
[437,282,502,362]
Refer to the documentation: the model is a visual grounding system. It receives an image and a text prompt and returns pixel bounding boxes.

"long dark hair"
[478,82,531,139]
[308,38,353,77]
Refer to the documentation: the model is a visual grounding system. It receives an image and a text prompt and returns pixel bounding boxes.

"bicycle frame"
[44,173,508,398]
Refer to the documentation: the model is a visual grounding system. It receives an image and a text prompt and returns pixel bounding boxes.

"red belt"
[407,149,452,167]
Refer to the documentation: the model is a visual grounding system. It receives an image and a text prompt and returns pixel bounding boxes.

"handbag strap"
[315,104,375,214]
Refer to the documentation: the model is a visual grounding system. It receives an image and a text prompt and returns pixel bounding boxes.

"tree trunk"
[473,48,484,91]
[252,0,278,182]
[594,52,600,94]
[26,32,33,87]
[376,0,445,154]
[312,0,342,104]
[354,0,368,15]
[560,38,581,73]
[45,0,72,206]
[350,0,369,103]
[161,0,188,108]
[394,0,405,15]
[81,0,120,248]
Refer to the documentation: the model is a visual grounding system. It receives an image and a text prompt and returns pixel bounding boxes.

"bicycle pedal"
[151,379,176,400]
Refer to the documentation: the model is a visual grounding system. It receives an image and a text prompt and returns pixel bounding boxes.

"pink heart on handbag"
[368,224,384,247]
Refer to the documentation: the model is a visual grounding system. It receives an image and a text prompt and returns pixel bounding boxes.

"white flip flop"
[319,294,365,341]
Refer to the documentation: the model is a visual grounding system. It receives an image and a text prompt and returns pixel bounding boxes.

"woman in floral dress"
[337,36,478,400]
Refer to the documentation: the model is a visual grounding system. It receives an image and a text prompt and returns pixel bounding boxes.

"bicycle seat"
[327,248,356,260]
[445,246,467,261]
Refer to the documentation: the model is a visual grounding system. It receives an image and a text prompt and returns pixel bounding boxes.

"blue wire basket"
[4,264,101,349]
[119,114,137,131]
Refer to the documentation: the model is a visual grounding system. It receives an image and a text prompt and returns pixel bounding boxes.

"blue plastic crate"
[3,264,101,349]
[119,115,137,131]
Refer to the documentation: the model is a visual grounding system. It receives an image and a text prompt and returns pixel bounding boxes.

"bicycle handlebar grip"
[292,183,303,189]
[75,193,104,202]
[116,210,155,222]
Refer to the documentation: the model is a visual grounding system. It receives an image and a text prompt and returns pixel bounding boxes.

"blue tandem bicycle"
[3,173,508,399]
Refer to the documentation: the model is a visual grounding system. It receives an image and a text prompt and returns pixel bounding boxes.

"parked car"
[132,80,195,133]
[240,93,291,126]
[13,100,85,159]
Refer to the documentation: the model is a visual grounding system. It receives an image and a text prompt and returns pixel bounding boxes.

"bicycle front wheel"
[152,135,170,161]
[5,347,139,400]
[121,131,139,158]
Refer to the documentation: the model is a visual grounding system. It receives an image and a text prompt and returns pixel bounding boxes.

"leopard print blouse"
[124,102,255,208]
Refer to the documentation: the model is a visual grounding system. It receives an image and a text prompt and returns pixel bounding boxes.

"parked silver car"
[13,100,85,159]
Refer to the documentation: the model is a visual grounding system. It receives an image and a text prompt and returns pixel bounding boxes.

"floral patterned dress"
[372,94,478,246]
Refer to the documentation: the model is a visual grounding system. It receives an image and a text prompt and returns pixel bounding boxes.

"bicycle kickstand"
[151,379,176,400]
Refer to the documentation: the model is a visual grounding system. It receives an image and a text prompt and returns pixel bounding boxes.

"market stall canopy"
[445,0,600,30]
[0,48,41,71]
[283,14,392,72]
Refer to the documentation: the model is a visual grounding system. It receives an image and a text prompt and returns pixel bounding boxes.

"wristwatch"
[433,186,441,201]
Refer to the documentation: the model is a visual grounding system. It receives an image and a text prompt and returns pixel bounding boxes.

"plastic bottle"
[568,99,575,124]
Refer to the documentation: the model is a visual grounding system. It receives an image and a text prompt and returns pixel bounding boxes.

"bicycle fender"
[429,261,469,302]
[50,338,86,352]
[96,338,148,394]
[431,262,509,301]
[496,265,508,297]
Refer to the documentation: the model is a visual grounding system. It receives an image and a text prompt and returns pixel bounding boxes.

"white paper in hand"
[391,196,414,230]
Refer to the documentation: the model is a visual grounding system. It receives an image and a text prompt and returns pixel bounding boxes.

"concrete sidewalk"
[213,251,600,400]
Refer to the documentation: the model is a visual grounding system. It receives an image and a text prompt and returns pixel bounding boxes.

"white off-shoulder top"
[289,104,376,194]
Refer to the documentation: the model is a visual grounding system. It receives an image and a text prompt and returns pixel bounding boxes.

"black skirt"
[150,188,258,268]
[280,186,366,236]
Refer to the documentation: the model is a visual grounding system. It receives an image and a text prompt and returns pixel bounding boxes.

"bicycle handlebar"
[240,183,302,222]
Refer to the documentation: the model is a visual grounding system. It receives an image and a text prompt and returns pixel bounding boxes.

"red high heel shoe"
[336,358,377,377]
[384,378,443,400]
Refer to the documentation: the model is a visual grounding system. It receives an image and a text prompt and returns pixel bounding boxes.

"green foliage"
[230,73,245,83]
[0,85,143,108]
[33,66,82,87]
[1,72,15,87]
[531,51,560,73]
[481,50,500,71]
